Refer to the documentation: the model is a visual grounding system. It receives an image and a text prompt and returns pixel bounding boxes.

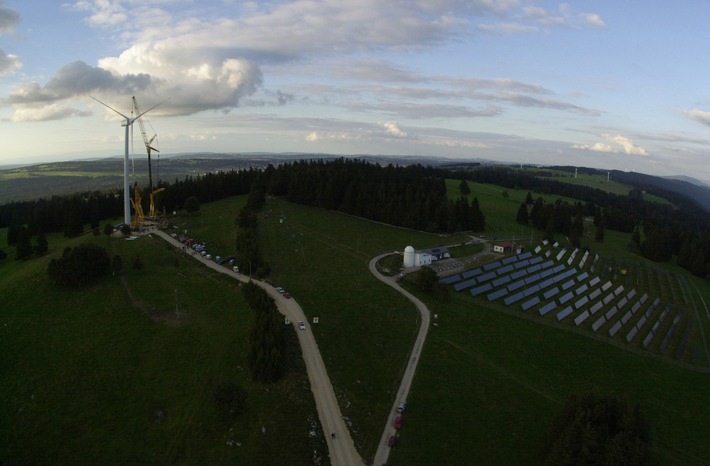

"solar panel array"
[440,246,695,362]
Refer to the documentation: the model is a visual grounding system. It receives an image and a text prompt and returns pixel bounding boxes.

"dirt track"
[153,229,363,466]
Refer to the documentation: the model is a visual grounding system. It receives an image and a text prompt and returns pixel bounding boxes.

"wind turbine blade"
[90,95,130,120]
[132,98,169,122]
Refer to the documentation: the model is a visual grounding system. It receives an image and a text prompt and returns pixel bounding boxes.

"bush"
[47,244,111,286]
[543,393,654,466]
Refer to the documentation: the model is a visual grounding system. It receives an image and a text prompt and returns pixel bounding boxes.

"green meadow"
[2,176,710,465]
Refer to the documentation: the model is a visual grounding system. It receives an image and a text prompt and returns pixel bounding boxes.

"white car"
[275,287,285,293]
[298,321,306,331]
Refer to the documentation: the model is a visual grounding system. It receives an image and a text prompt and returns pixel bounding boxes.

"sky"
[1,1,710,181]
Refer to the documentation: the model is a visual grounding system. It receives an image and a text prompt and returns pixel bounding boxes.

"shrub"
[47,244,110,286]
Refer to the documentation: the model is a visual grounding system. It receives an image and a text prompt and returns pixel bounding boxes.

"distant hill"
[3,154,709,213]
[610,170,710,213]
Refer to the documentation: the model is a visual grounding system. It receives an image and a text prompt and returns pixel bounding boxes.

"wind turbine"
[91,96,163,228]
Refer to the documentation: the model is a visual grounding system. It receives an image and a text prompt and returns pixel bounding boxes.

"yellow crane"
[132,96,163,220]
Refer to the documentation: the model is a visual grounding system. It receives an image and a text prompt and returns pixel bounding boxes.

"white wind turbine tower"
[91,96,163,228]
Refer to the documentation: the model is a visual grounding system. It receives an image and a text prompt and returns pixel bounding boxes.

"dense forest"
[3,158,710,281]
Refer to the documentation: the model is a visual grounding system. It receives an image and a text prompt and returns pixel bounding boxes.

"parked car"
[298,321,306,330]
[397,401,407,413]
[232,266,240,273]
[275,287,285,293]
[387,435,397,447]
[283,292,291,299]
[394,415,403,429]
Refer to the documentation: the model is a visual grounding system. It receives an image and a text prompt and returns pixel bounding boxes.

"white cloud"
[686,109,710,128]
[384,121,407,137]
[0,49,20,75]
[483,3,605,33]
[0,1,20,34]
[306,131,319,142]
[573,134,648,156]
[8,104,91,122]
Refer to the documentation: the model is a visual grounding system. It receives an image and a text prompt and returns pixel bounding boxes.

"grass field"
[3,178,710,465]
[0,226,326,465]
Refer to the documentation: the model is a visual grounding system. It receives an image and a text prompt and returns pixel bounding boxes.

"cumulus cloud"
[0,1,20,34]
[0,1,21,76]
[8,104,92,122]
[686,109,710,128]
[482,3,605,33]
[384,121,407,137]
[0,48,20,76]
[573,134,648,156]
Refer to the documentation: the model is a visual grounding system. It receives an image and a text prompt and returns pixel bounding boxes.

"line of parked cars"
[388,402,407,448]
[177,236,239,272]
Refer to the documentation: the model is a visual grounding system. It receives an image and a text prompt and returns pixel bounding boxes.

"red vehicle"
[387,435,397,447]
[393,416,403,429]
[283,292,291,299]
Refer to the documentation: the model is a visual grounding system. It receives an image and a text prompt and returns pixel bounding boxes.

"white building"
[402,245,438,268]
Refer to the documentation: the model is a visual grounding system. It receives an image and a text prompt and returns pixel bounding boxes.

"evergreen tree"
[516,202,529,225]
[525,191,533,206]
[104,223,114,236]
[0,249,6,261]
[34,231,49,256]
[595,222,605,243]
[183,196,200,214]
[7,224,19,246]
[15,226,33,261]
[470,197,485,231]
[459,179,471,196]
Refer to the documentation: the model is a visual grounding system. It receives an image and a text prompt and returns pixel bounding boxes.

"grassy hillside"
[0,222,326,465]
[3,177,710,465]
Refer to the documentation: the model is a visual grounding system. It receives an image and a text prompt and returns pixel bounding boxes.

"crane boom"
[132,96,160,192]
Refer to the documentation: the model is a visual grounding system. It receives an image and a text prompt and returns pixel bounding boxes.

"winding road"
[153,229,431,466]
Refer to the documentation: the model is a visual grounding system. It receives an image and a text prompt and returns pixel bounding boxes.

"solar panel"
[621,310,632,325]
[541,260,554,269]
[577,272,589,281]
[561,280,575,291]
[539,269,554,279]
[538,278,554,289]
[511,269,527,280]
[487,288,508,301]
[553,264,566,273]
[590,301,603,315]
[518,252,533,260]
[627,289,637,299]
[439,274,461,285]
[559,291,574,304]
[539,301,556,316]
[639,293,648,304]
[643,331,654,348]
[461,268,483,279]
[556,306,573,321]
[502,255,519,265]
[545,250,551,257]
[574,310,590,325]
[507,280,526,292]
[574,296,589,309]
[543,287,560,299]
[504,292,524,305]
[524,274,541,285]
[534,245,542,253]
[617,297,628,308]
[483,261,502,271]
[470,282,494,296]
[609,321,622,337]
[526,264,542,274]
[454,278,477,292]
[592,315,606,331]
[575,284,588,296]
[522,285,540,297]
[631,302,641,314]
[521,296,540,311]
[626,326,638,342]
[589,276,600,287]
[602,293,614,305]
[492,275,512,287]
[497,264,514,275]
[477,271,497,283]
[513,259,530,269]
[588,289,601,300]
[601,281,612,291]
[635,315,648,330]
[556,250,566,261]
[529,256,543,265]
[605,306,618,320]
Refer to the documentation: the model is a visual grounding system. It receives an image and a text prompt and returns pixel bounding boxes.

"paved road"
[369,254,431,466]
[152,230,363,466]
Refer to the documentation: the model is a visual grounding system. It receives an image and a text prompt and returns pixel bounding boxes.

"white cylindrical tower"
[403,246,415,267]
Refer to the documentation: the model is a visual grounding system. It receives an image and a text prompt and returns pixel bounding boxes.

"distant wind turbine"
[91,96,164,228]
